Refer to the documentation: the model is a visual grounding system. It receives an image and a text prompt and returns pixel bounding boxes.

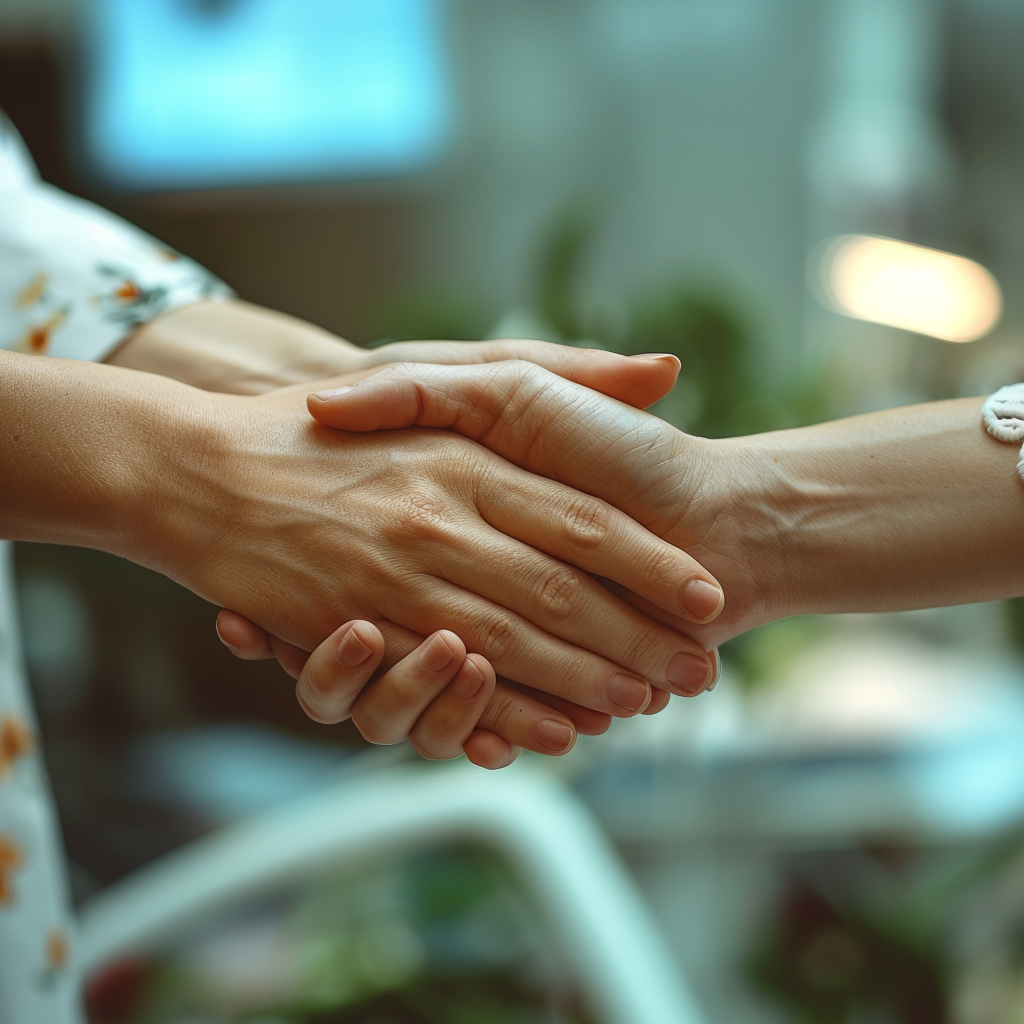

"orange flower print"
[0,713,35,779]
[0,834,23,905]
[46,929,70,971]
[17,272,47,308]
[114,280,141,303]
[14,309,67,356]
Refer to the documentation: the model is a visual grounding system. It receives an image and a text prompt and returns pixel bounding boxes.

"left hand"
[109,297,681,408]
[216,611,585,770]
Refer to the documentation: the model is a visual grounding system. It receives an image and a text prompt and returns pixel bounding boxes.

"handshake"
[212,353,736,770]
[11,298,1014,773]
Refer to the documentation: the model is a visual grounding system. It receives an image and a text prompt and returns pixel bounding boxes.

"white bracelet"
[982,384,1024,483]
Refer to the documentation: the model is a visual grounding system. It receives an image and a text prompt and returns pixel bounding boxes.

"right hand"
[302,359,773,650]
[142,380,722,734]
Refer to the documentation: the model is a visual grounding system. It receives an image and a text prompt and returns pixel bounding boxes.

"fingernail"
[214,621,236,651]
[215,629,239,654]
[335,628,373,667]
[421,633,456,673]
[630,352,680,369]
[310,386,355,401]
[606,673,650,713]
[666,651,711,696]
[680,579,724,622]
[452,659,485,699]
[706,649,722,692]
[535,719,575,753]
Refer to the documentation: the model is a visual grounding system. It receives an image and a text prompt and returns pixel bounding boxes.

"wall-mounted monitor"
[81,0,452,191]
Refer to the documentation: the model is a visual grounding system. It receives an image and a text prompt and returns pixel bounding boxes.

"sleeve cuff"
[1,180,233,364]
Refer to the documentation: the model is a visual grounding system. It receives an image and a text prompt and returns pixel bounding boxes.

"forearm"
[726,397,1024,616]
[0,349,201,559]
[107,299,364,394]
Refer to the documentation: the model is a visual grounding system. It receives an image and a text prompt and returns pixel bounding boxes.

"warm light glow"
[819,235,1002,342]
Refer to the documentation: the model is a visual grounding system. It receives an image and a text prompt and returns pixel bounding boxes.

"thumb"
[360,338,680,410]
[306,360,688,529]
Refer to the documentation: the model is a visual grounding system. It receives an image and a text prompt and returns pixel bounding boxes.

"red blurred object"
[84,956,150,1024]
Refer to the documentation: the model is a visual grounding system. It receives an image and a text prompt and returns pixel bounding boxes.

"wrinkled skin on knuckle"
[622,625,663,671]
[419,433,494,495]
[563,496,611,550]
[480,361,560,446]
[554,649,593,701]
[391,491,452,544]
[535,564,582,621]
[644,546,685,594]
[479,615,517,665]
[479,686,524,738]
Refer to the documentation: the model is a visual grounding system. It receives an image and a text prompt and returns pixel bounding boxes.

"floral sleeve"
[0,112,232,1023]
[0,113,232,363]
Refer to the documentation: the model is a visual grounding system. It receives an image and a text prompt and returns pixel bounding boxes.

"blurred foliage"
[1005,597,1024,658]
[750,871,949,1024]
[750,829,1024,1024]
[368,288,496,345]
[372,195,833,439]
[528,198,833,439]
[723,616,833,692]
[86,845,593,1024]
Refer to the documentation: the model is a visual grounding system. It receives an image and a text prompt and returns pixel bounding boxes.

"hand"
[115,298,706,708]
[109,298,681,408]
[217,612,537,769]
[139,379,721,732]
[304,360,778,650]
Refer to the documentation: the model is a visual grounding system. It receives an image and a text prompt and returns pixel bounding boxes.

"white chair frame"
[78,760,706,1024]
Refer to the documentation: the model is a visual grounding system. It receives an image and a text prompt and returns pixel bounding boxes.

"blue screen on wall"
[82,0,452,190]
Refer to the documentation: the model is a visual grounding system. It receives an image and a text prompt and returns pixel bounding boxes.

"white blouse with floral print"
[0,113,231,1024]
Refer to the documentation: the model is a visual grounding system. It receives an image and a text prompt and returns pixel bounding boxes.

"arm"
[1,351,719,749]
[306,363,1024,646]
[0,114,703,760]
[108,297,683,409]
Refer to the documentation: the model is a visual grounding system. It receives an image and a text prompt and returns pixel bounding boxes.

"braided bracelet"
[982,384,1024,482]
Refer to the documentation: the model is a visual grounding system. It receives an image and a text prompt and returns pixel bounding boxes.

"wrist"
[719,428,862,624]
[110,299,364,394]
[687,434,811,634]
[0,352,220,562]
[124,385,253,582]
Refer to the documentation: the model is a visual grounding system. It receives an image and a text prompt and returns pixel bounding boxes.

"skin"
[2,305,722,767]
[111,300,719,765]
[299,360,1024,660]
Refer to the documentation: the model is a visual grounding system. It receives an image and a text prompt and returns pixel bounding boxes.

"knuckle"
[299,665,340,708]
[644,546,681,592]
[623,626,663,670]
[481,687,522,735]
[479,616,517,665]
[563,496,611,550]
[497,360,546,405]
[409,730,461,762]
[554,649,592,696]
[351,705,398,746]
[535,564,582,620]
[393,491,453,542]
[296,659,344,708]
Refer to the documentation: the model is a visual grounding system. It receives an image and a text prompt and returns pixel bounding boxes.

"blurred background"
[5,0,1024,1021]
